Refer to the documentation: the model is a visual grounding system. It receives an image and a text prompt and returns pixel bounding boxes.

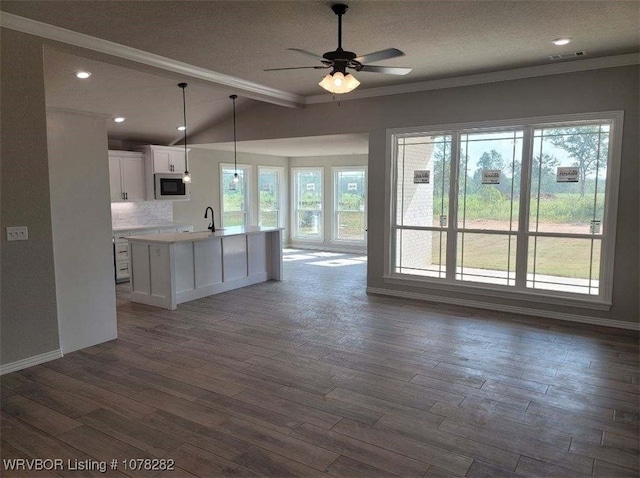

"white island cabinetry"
[128,226,282,310]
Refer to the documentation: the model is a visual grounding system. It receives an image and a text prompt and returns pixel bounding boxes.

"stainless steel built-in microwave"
[154,174,189,200]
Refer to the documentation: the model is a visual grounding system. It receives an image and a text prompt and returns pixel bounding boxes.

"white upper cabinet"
[152,149,186,173]
[138,145,188,174]
[108,151,146,202]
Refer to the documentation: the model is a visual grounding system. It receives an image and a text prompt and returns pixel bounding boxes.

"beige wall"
[191,66,639,325]
[1,29,61,366]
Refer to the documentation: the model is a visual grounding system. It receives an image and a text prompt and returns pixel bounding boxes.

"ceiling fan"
[265,3,412,94]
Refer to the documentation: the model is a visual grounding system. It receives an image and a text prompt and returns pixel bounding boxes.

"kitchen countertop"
[128,226,282,243]
[113,223,192,232]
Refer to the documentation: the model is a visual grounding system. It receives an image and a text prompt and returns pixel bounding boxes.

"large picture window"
[389,113,622,305]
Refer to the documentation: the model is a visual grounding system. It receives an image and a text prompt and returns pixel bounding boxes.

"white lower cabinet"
[113,225,193,283]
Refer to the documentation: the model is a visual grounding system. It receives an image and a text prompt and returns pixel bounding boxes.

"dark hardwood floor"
[2,249,639,477]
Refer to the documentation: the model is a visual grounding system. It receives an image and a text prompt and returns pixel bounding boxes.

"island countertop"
[127,225,282,244]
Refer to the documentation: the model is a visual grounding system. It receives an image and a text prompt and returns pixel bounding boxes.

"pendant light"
[178,82,191,184]
[230,94,239,184]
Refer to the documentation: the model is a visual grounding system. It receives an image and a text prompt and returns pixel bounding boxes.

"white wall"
[289,154,368,252]
[46,109,117,353]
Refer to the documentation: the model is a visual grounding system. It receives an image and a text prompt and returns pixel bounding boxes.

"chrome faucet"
[204,207,215,232]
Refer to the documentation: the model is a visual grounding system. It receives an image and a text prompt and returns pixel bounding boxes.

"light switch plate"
[6,226,28,241]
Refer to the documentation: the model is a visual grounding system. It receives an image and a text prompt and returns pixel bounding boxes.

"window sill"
[383,274,612,311]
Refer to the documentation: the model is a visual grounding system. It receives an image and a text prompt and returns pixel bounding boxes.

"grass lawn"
[447,232,599,279]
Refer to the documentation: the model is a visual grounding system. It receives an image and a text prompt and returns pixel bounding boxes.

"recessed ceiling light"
[177,126,186,131]
[113,117,126,123]
[75,71,91,79]
[552,38,572,46]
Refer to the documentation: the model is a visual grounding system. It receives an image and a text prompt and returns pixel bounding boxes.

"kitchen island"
[128,226,282,310]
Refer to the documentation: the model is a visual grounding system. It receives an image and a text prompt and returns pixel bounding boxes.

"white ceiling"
[2,0,639,151]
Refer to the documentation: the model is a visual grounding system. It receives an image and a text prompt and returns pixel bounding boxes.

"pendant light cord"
[179,83,188,175]
[230,94,238,174]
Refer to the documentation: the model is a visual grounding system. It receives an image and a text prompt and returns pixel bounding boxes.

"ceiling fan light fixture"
[332,71,345,87]
[319,71,360,94]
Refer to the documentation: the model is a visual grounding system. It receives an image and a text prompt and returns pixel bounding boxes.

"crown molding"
[306,53,640,104]
[45,106,112,119]
[1,12,305,109]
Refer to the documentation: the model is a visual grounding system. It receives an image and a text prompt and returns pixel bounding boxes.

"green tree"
[473,150,510,196]
[338,192,363,210]
[432,140,450,199]
[547,126,608,197]
[531,153,560,194]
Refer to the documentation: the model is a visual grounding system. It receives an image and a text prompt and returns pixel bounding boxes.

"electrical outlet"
[6,226,29,241]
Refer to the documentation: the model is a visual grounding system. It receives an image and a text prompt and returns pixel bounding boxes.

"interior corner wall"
[1,29,61,366]
[46,110,117,353]
[172,148,289,235]
[192,66,639,326]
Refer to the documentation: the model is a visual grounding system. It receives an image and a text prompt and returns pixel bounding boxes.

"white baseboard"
[0,349,63,376]
[366,287,640,331]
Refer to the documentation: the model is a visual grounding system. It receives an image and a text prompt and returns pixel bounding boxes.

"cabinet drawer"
[177,226,193,233]
[115,242,129,259]
[115,260,130,279]
[114,232,130,243]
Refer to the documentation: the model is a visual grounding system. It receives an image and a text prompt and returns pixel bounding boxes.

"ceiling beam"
[1,12,305,109]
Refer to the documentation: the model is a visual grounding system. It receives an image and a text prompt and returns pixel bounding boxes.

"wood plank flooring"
[2,249,639,477]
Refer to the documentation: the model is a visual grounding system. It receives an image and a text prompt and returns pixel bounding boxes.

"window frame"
[291,166,324,242]
[385,111,623,310]
[257,166,285,229]
[331,166,368,245]
[220,163,251,228]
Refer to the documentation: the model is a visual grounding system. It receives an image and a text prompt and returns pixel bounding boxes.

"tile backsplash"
[111,201,173,228]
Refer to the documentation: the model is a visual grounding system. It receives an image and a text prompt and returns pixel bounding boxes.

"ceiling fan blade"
[358,65,412,75]
[264,66,330,71]
[354,48,405,64]
[287,48,326,61]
